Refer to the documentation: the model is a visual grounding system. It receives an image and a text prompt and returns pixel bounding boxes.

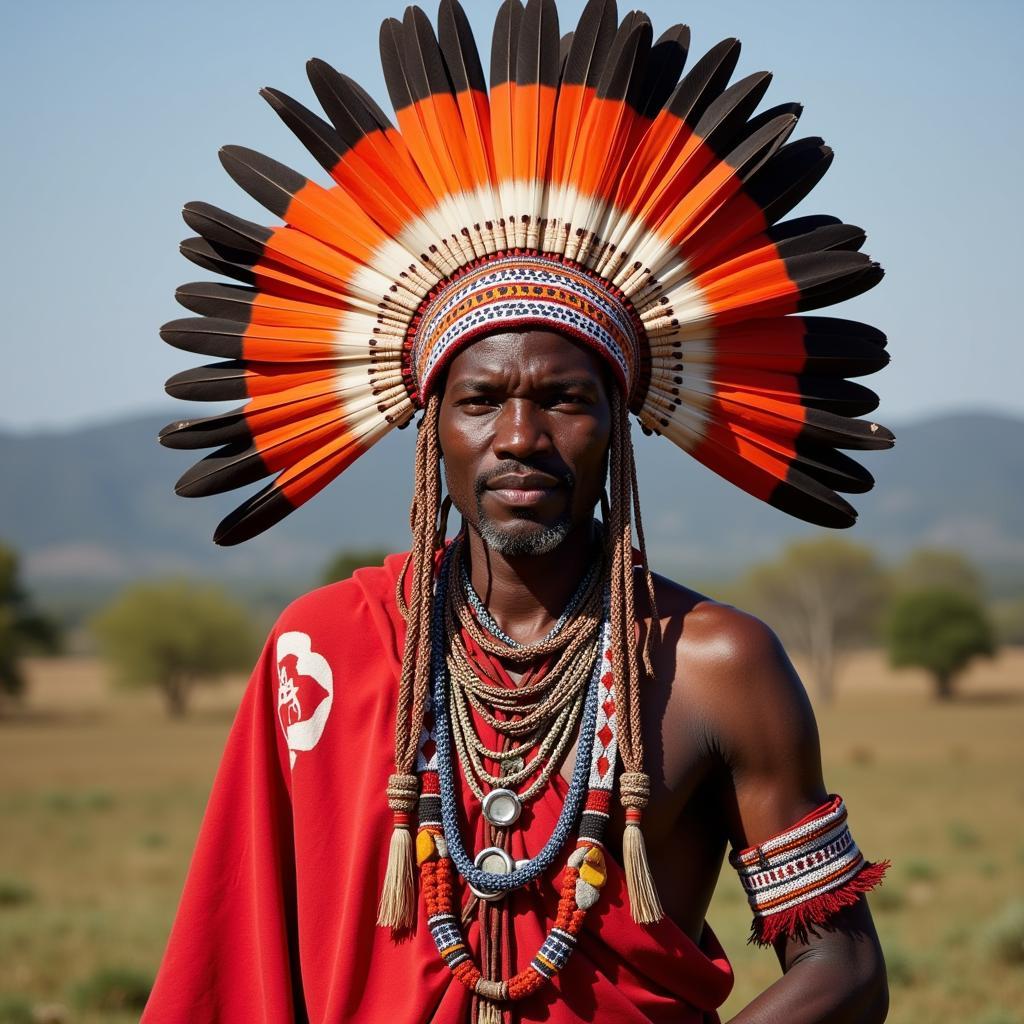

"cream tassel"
[477,1001,502,1024]
[377,773,418,929]
[619,772,664,925]
[475,979,508,1024]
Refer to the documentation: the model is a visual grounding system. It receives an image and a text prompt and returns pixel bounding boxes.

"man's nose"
[492,399,551,460]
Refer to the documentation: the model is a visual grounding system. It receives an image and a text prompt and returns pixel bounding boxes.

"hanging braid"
[378,393,443,928]
[378,385,665,929]
[607,390,664,922]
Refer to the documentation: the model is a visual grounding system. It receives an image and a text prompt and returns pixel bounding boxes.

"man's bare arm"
[682,604,888,1024]
[730,900,888,1024]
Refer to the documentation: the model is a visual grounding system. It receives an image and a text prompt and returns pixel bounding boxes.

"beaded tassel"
[619,771,664,925]
[377,773,419,929]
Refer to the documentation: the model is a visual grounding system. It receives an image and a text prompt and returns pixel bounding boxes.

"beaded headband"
[160,0,894,545]
[409,252,644,401]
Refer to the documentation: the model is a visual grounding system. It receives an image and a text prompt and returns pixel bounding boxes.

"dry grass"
[1,649,1023,1023]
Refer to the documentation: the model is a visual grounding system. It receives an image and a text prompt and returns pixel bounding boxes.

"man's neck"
[464,520,598,646]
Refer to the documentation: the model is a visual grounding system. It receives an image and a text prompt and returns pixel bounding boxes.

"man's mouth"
[484,472,563,507]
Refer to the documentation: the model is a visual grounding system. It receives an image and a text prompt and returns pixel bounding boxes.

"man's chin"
[475,515,572,557]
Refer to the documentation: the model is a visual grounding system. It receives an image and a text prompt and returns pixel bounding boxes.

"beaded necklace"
[447,683,584,802]
[416,544,622,1015]
[445,536,603,823]
[460,558,599,650]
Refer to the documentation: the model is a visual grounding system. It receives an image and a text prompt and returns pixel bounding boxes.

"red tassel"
[750,860,891,947]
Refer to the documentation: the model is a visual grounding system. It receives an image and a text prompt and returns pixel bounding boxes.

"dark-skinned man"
[147,3,893,1020]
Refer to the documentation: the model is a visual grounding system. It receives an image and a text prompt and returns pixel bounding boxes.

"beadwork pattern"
[730,796,867,919]
[412,253,643,400]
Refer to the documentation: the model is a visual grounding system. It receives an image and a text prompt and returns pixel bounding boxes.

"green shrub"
[0,878,35,907]
[980,900,1024,965]
[322,547,391,585]
[42,789,114,813]
[903,857,937,882]
[883,944,917,987]
[0,995,33,1024]
[82,789,115,811]
[941,923,969,949]
[72,966,152,1013]
[948,820,981,848]
[870,881,905,913]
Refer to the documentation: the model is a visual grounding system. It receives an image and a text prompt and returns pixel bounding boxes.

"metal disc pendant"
[468,846,515,901]
[481,788,522,828]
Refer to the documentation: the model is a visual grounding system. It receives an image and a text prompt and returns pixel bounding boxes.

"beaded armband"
[729,795,889,946]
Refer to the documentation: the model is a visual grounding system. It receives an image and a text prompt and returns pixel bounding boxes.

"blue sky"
[2,0,1022,432]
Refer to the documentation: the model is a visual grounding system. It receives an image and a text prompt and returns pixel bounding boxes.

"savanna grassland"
[1,651,1022,1024]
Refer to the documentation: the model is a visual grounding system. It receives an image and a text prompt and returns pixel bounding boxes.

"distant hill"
[2,408,1022,587]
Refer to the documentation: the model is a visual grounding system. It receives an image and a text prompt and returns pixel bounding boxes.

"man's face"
[437,330,613,557]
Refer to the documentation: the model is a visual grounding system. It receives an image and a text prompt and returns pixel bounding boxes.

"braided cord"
[451,540,604,670]
[608,391,647,786]
[449,668,587,801]
[393,396,443,776]
[432,545,604,892]
[445,532,600,802]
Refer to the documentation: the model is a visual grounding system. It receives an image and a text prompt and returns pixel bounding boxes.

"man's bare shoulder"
[649,571,787,686]
[647,571,820,772]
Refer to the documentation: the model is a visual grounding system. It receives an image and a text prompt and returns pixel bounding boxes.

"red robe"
[141,554,734,1023]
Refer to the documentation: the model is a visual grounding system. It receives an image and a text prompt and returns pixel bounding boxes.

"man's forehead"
[445,330,611,384]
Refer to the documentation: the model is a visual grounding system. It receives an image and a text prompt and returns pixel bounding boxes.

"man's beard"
[470,462,575,557]
[475,502,572,556]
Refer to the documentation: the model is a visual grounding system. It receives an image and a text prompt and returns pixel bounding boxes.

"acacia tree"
[884,587,996,699]
[738,537,887,703]
[0,543,59,704]
[892,548,984,601]
[93,580,258,716]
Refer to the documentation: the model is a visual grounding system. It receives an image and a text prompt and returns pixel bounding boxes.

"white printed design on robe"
[276,631,333,769]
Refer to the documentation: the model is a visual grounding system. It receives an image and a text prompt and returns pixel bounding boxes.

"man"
[147,2,892,1020]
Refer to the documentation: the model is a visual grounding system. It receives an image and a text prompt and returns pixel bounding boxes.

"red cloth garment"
[141,554,734,1023]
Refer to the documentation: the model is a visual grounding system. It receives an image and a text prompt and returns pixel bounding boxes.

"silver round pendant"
[468,845,515,901]
[481,787,522,828]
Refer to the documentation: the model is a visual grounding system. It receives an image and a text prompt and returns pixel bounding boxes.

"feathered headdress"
[160,0,891,546]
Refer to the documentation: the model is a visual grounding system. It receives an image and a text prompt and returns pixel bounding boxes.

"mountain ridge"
[3,408,1021,585]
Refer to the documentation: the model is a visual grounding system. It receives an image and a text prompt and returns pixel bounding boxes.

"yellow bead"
[416,829,437,865]
[579,847,607,888]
